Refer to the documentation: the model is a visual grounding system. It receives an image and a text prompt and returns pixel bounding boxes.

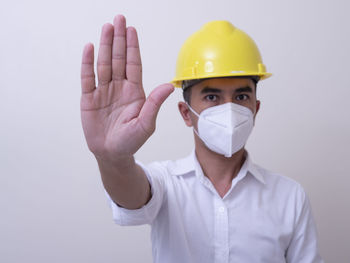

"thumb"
[139,83,175,133]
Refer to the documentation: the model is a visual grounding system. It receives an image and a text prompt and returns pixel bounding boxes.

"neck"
[194,133,246,193]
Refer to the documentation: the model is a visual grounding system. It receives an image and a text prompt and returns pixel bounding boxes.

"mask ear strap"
[185,102,200,118]
[192,126,201,137]
[185,102,201,136]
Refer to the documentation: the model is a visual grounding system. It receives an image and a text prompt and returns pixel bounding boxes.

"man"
[80,14,323,263]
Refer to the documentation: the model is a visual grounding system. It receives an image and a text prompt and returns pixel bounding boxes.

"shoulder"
[253,162,307,200]
[136,152,195,178]
[252,163,311,228]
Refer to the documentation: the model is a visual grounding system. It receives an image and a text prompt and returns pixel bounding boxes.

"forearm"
[97,156,151,210]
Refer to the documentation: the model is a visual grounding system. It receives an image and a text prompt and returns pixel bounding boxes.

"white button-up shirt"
[105,151,323,263]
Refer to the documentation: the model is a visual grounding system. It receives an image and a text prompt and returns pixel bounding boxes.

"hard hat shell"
[172,20,272,88]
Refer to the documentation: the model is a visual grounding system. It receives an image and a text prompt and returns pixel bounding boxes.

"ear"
[178,102,193,127]
[253,100,260,123]
[256,100,260,114]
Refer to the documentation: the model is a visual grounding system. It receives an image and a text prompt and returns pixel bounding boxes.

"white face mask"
[187,102,254,157]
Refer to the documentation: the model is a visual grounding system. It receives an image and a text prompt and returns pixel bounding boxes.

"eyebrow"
[200,87,222,94]
[235,86,253,93]
[200,86,253,94]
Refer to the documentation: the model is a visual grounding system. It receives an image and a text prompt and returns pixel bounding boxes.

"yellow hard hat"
[171,20,272,88]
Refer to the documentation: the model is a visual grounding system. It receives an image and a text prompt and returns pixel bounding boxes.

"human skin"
[80,14,174,209]
[178,78,260,197]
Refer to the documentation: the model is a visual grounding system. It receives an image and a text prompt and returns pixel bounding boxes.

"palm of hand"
[80,15,174,160]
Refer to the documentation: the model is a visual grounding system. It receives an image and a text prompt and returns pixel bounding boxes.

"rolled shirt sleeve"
[104,160,166,226]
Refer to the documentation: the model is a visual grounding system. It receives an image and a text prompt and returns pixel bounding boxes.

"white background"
[1,0,349,262]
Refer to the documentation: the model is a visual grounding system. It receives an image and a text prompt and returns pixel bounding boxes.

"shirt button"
[219,206,225,213]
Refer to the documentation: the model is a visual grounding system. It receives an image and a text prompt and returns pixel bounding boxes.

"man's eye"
[205,95,218,101]
[236,94,249,101]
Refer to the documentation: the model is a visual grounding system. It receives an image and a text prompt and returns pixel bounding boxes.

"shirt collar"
[245,153,266,184]
[167,149,266,185]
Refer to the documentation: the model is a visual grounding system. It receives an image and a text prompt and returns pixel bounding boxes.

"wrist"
[95,153,135,168]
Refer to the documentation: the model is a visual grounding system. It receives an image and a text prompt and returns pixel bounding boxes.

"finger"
[112,15,126,81]
[97,23,114,86]
[126,26,142,85]
[139,84,175,133]
[81,43,96,94]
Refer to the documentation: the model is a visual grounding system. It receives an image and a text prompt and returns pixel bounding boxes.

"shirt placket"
[214,197,229,263]
[194,158,231,263]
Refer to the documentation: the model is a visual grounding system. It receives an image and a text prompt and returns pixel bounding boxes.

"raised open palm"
[80,15,174,161]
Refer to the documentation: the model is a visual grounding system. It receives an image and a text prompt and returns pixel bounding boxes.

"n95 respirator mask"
[187,102,254,157]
